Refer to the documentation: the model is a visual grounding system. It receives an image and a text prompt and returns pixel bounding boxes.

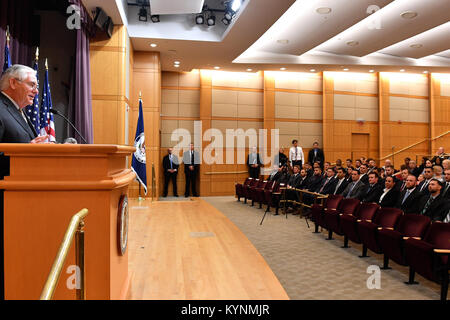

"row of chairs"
[310,195,450,301]
[235,177,283,214]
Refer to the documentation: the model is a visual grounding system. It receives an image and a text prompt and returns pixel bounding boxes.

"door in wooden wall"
[351,133,370,162]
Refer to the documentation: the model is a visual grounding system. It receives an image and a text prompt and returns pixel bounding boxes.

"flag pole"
[6,26,10,46]
[138,91,144,202]
[35,47,39,62]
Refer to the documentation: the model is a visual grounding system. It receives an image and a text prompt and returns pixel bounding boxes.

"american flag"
[39,60,56,142]
[2,27,11,73]
[24,56,40,132]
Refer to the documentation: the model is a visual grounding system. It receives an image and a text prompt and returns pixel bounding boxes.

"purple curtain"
[0,0,34,67]
[68,0,95,144]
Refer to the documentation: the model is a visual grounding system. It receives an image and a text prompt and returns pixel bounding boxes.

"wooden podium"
[0,144,136,300]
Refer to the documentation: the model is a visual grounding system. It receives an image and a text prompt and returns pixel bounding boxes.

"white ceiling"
[82,0,450,73]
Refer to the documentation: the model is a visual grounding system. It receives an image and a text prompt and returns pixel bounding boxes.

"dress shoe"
[174,195,179,197]
[193,194,199,197]
[185,195,189,198]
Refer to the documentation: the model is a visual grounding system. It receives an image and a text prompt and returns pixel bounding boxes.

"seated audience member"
[342,170,366,199]
[303,162,313,178]
[274,148,288,168]
[297,168,310,190]
[417,178,450,221]
[359,163,369,184]
[355,159,362,171]
[277,165,290,184]
[345,159,353,169]
[433,165,444,182]
[308,166,324,193]
[442,159,450,171]
[442,169,450,199]
[285,165,302,210]
[383,159,393,170]
[434,156,443,169]
[367,158,377,173]
[378,176,400,208]
[418,167,434,196]
[268,165,281,182]
[396,174,422,214]
[417,157,429,175]
[333,167,349,195]
[335,159,343,170]
[432,146,446,165]
[317,167,338,195]
[398,168,410,192]
[345,167,354,184]
[362,172,384,203]
[404,157,411,168]
[417,174,424,185]
[378,167,386,180]
[408,160,420,177]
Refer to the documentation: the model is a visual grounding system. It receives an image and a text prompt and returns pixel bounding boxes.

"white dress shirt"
[289,146,304,163]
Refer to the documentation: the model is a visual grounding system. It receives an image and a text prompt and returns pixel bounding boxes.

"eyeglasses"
[15,79,38,90]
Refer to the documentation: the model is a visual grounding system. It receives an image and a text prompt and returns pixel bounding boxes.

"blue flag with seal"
[3,27,12,73]
[131,96,147,195]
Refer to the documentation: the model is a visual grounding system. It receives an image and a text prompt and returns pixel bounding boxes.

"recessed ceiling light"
[150,43,157,48]
[346,41,359,47]
[423,70,428,74]
[174,65,180,68]
[409,44,423,49]
[369,70,375,73]
[310,69,316,72]
[246,68,252,72]
[277,39,289,45]
[214,66,220,70]
[401,11,418,19]
[280,67,287,71]
[400,69,405,72]
[343,68,349,71]
[174,61,180,65]
[316,7,332,14]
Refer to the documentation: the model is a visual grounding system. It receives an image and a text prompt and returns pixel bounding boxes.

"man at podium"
[0,65,48,144]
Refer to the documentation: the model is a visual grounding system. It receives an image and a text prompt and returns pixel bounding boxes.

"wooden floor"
[127,198,289,300]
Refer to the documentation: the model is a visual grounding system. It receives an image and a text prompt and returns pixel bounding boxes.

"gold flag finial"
[45,58,48,70]
[139,91,142,99]
[6,25,10,44]
[35,47,39,61]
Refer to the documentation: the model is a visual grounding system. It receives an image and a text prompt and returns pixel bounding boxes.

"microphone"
[49,109,88,144]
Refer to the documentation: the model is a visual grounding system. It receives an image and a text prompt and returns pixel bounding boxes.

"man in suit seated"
[297,168,310,190]
[417,166,434,196]
[342,170,366,199]
[442,169,450,199]
[396,174,422,213]
[417,178,450,221]
[333,167,349,195]
[162,148,179,197]
[274,148,288,168]
[361,172,384,203]
[317,167,338,195]
[378,176,400,207]
[359,163,369,184]
[285,165,302,212]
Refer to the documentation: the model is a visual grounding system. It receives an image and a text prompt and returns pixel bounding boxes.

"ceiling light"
[150,43,157,48]
[400,69,405,72]
[316,7,332,14]
[206,11,216,26]
[196,14,204,25]
[222,17,230,25]
[423,70,428,74]
[401,11,418,19]
[138,7,148,22]
[343,68,349,71]
[214,66,220,70]
[280,67,287,71]
[174,61,180,65]
[247,68,252,72]
[409,44,423,49]
[150,15,160,23]
[369,70,375,73]
[174,65,180,68]
[346,41,359,47]
[310,69,316,72]
[231,0,242,12]
[277,39,289,45]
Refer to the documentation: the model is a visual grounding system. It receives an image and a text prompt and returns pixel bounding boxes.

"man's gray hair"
[0,64,37,91]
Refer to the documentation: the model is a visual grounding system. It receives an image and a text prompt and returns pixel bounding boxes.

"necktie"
[295,148,297,160]
[420,180,429,192]
[334,180,342,194]
[346,182,356,198]
[444,183,450,196]
[320,178,329,193]
[401,190,411,205]
[191,151,194,164]
[420,196,434,215]
[401,181,406,191]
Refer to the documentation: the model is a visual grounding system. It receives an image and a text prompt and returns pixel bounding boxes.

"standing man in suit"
[396,174,422,213]
[183,143,200,197]
[417,179,450,221]
[0,65,48,144]
[247,146,262,179]
[308,141,324,170]
[289,139,304,172]
[162,148,179,197]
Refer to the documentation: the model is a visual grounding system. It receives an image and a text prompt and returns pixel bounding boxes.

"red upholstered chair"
[266,182,283,214]
[357,207,403,258]
[404,222,450,301]
[243,178,259,204]
[378,214,431,269]
[250,180,267,207]
[340,202,380,248]
[235,177,252,202]
[324,198,360,240]
[257,180,274,209]
[311,194,343,234]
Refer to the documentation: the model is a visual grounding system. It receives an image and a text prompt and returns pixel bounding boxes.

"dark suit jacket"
[442,182,450,199]
[274,152,288,168]
[378,188,400,208]
[308,148,324,167]
[163,154,179,174]
[362,183,384,203]
[333,178,349,195]
[417,194,450,221]
[396,188,422,214]
[287,173,301,188]
[308,175,324,193]
[317,177,337,195]
[183,150,200,173]
[296,176,309,189]
[0,92,37,143]
[360,173,369,185]
[342,180,366,199]
[246,153,262,170]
